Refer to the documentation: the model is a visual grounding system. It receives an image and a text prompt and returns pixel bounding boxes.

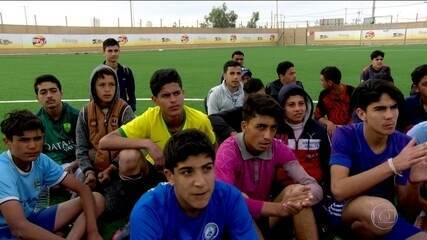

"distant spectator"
[266,61,303,102]
[209,78,265,144]
[314,66,354,137]
[207,60,244,115]
[360,50,393,83]
[241,68,253,84]
[220,50,252,83]
[102,38,137,111]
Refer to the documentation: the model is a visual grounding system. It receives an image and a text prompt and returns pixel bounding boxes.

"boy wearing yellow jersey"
[99,68,216,171]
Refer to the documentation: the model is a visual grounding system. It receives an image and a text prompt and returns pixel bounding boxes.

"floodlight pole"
[276,0,279,29]
[24,6,28,25]
[0,12,3,25]
[345,8,347,24]
[34,14,37,26]
[129,0,134,27]
[371,0,376,23]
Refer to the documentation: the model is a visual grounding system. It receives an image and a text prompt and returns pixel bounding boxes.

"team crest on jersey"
[63,122,71,133]
[203,222,219,240]
[33,178,42,190]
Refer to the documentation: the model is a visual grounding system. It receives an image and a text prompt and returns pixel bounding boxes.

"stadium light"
[129,0,134,28]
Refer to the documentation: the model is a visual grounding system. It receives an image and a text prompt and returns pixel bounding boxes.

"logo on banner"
[393,32,403,38]
[181,34,190,43]
[118,35,128,44]
[0,39,13,45]
[32,35,47,47]
[365,31,375,39]
[92,38,103,44]
[270,34,276,41]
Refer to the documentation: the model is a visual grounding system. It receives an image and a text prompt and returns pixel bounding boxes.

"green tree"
[204,3,238,28]
[247,11,259,28]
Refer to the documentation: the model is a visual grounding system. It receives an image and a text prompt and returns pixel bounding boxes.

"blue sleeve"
[0,165,19,203]
[407,123,427,144]
[225,186,258,240]
[329,127,353,168]
[130,199,163,240]
[40,154,66,187]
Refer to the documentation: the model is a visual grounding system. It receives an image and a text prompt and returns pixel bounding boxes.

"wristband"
[387,158,403,177]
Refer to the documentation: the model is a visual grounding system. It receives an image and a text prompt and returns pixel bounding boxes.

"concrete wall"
[1,20,426,54]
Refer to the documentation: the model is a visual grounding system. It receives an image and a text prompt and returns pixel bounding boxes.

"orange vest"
[87,99,127,171]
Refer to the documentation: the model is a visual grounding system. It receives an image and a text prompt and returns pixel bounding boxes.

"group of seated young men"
[1,44,427,240]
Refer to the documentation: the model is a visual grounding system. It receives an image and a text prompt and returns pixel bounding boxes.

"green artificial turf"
[1,44,426,238]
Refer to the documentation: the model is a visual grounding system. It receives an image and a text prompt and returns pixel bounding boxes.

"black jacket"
[103,61,136,111]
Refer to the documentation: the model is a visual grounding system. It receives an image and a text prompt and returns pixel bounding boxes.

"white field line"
[306,47,426,52]
[0,98,204,104]
[306,46,368,51]
[0,98,319,104]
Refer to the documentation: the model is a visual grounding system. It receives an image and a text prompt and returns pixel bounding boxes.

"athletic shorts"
[0,205,58,239]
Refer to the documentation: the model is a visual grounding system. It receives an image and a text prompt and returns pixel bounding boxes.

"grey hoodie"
[76,64,135,174]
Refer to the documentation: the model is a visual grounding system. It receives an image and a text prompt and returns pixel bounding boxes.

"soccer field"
[1,44,426,133]
[1,43,426,238]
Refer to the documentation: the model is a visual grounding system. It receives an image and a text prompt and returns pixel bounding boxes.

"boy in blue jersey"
[130,129,258,239]
[328,80,427,239]
[0,110,105,240]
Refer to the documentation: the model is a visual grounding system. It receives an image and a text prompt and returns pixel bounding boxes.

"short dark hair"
[320,66,341,84]
[370,50,384,60]
[411,64,427,86]
[164,129,215,171]
[375,74,394,83]
[223,60,241,73]
[150,68,183,97]
[242,93,282,124]
[243,78,264,94]
[34,74,62,95]
[276,61,294,76]
[1,109,45,140]
[350,79,404,111]
[103,38,120,51]
[231,50,244,58]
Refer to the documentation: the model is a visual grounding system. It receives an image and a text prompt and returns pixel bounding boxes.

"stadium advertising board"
[406,28,427,40]
[361,29,405,40]
[314,31,360,41]
[0,33,278,49]
[315,29,411,42]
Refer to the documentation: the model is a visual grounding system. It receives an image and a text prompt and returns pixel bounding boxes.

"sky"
[1,1,426,28]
